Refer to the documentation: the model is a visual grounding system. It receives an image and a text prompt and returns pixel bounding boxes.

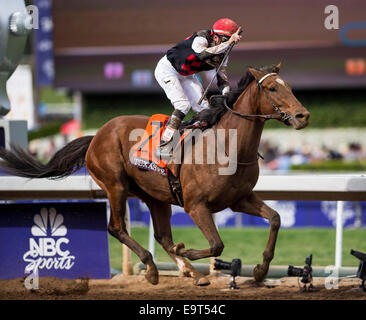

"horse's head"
[248,63,310,130]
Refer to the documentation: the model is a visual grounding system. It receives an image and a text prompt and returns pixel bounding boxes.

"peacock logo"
[31,207,67,237]
[23,207,75,274]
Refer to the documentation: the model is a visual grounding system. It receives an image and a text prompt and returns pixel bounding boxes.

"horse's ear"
[248,67,266,81]
[272,61,282,73]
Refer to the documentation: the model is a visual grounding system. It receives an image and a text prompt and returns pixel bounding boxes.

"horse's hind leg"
[146,199,210,286]
[90,173,159,285]
[231,192,281,282]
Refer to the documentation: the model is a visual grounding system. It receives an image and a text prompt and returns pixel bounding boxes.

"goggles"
[219,34,230,42]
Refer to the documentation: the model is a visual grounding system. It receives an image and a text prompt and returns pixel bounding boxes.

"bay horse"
[0,63,310,286]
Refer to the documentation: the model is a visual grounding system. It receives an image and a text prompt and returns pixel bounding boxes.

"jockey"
[154,18,242,158]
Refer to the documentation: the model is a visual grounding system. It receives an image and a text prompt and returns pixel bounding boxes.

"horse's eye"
[269,87,276,92]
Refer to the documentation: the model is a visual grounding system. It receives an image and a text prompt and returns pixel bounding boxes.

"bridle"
[223,72,292,123]
[218,72,292,166]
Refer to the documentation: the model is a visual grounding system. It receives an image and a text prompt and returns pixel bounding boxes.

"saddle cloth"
[130,113,202,176]
[130,114,170,176]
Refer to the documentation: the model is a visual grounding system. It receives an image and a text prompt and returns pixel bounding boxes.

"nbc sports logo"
[23,207,75,274]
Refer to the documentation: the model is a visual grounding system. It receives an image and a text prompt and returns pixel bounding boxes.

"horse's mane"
[187,65,276,128]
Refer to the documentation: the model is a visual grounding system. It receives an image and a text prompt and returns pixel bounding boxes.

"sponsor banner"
[0,202,110,279]
[127,199,366,228]
[34,0,54,87]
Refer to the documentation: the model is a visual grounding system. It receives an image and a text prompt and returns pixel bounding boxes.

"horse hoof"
[145,265,159,285]
[193,276,210,286]
[253,264,266,283]
[145,272,159,285]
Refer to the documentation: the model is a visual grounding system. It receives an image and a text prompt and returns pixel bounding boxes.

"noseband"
[223,73,291,122]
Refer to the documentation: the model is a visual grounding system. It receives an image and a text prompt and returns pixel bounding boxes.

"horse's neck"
[218,83,264,162]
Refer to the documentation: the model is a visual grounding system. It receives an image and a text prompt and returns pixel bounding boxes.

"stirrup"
[155,141,174,159]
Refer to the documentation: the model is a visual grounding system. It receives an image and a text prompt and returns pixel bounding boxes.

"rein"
[223,73,291,122]
[219,73,290,166]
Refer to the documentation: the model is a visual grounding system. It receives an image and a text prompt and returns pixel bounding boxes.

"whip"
[198,28,242,105]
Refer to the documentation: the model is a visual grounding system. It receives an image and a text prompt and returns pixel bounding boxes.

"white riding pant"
[154,55,210,115]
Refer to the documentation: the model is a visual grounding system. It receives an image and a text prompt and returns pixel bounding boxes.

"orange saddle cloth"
[130,114,170,176]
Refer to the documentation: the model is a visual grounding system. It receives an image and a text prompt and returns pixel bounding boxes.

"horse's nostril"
[295,112,310,122]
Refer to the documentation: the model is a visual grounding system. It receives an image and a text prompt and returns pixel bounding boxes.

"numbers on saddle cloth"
[137,121,164,151]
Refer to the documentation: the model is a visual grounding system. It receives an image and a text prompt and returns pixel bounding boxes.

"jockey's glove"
[222,86,230,96]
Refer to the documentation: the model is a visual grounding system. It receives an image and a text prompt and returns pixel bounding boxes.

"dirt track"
[0,273,365,300]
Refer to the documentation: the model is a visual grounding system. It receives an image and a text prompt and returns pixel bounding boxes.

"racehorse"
[0,63,310,286]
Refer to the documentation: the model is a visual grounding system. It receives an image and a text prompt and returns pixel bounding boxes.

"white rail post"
[335,200,344,269]
[122,201,133,275]
[149,216,155,260]
[210,213,219,275]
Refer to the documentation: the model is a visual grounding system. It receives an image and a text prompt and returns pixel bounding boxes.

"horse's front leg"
[171,204,224,261]
[145,199,210,286]
[231,192,281,282]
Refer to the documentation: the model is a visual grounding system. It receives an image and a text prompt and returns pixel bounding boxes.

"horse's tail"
[0,135,94,179]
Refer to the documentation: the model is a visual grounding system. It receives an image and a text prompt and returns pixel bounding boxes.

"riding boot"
[156,109,185,159]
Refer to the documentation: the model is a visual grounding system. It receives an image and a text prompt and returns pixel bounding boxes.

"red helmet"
[212,18,239,37]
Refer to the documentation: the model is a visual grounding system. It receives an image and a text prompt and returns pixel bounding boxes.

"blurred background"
[14,0,366,172]
[7,0,366,268]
